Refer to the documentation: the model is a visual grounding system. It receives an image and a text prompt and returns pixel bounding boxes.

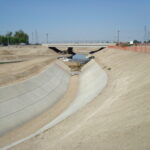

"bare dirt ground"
[9,48,150,150]
[0,45,58,86]
[0,45,98,86]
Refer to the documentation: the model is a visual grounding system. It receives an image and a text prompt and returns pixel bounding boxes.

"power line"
[35,30,39,44]
[32,32,34,44]
[117,30,120,44]
[148,31,150,42]
[144,25,147,43]
[46,33,49,43]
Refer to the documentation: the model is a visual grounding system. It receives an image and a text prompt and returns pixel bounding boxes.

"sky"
[0,0,150,43]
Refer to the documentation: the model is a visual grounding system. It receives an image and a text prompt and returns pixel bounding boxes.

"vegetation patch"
[0,30,29,45]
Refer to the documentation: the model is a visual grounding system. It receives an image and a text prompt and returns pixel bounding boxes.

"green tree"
[0,30,29,45]
[0,36,8,45]
[14,30,29,44]
[0,36,2,44]
[133,40,141,44]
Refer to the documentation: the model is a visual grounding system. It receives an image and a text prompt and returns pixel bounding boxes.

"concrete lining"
[42,60,107,128]
[0,60,107,150]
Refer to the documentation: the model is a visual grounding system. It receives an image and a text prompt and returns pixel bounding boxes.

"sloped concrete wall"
[40,60,107,129]
[0,60,107,150]
[22,60,107,135]
[0,61,71,136]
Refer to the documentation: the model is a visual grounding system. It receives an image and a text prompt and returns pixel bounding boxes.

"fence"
[108,45,150,53]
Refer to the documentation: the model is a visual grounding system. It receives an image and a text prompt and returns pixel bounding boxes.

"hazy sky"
[0,0,150,43]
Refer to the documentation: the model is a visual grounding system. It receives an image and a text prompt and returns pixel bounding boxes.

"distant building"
[129,41,134,45]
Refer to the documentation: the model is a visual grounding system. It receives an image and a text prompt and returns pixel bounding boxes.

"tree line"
[0,30,29,45]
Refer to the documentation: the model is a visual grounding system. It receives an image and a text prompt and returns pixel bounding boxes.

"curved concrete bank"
[0,61,71,136]
[38,60,107,131]
[1,60,107,150]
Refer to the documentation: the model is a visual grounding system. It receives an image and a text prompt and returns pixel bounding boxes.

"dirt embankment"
[0,46,58,86]
[10,48,150,150]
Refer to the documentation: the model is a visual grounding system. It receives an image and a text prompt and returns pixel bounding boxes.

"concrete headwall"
[0,61,71,136]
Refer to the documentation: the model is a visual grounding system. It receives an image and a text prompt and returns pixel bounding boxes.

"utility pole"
[35,30,39,44]
[144,25,147,43]
[32,32,34,44]
[148,31,150,43]
[46,33,48,43]
[117,30,120,44]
